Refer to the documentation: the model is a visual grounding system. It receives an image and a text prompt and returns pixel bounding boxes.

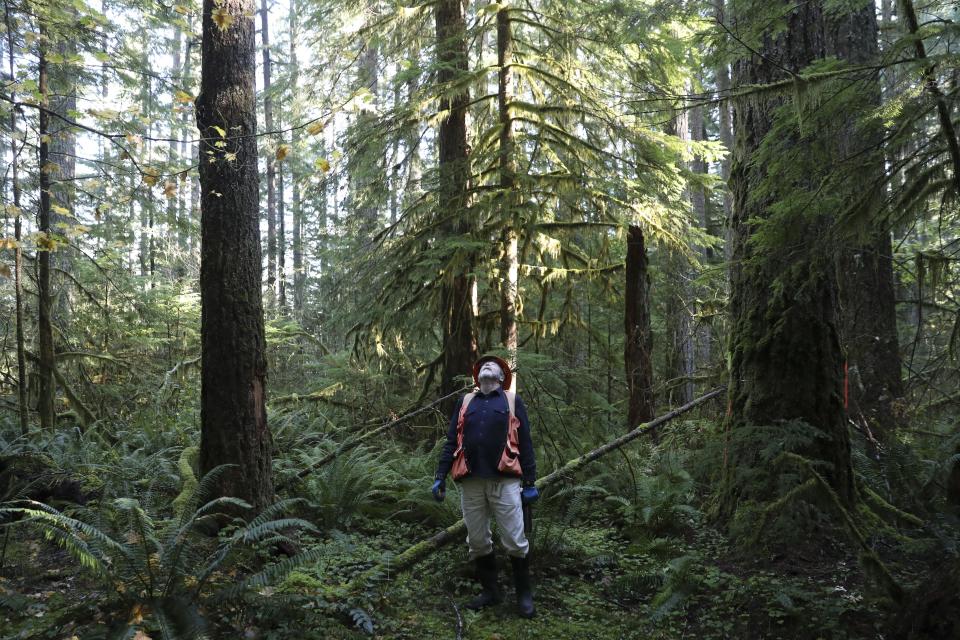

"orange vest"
[451,390,522,480]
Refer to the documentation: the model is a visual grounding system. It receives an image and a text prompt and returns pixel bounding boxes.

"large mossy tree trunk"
[196,0,273,511]
[833,2,903,439]
[625,225,654,427]
[724,0,864,514]
[436,0,477,399]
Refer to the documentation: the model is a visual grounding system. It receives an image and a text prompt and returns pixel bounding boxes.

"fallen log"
[344,386,725,592]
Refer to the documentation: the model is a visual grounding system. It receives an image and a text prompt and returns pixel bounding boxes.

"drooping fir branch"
[898,0,960,193]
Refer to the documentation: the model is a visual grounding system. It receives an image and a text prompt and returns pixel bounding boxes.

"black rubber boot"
[510,554,535,618]
[465,553,502,610]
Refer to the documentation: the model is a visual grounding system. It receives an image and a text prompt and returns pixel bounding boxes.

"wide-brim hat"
[472,354,512,390]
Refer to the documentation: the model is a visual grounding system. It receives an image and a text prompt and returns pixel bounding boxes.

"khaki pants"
[459,477,529,559]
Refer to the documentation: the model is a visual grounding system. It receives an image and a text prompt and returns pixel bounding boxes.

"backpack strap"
[497,390,522,477]
[451,392,477,480]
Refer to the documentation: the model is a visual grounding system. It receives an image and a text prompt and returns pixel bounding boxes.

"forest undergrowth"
[0,351,955,640]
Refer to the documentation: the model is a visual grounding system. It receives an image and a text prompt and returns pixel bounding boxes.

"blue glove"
[432,479,446,502]
[521,486,539,504]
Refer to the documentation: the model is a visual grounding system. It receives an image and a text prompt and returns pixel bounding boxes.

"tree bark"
[196,0,273,510]
[436,0,477,398]
[625,225,654,427]
[497,6,518,388]
[37,39,56,430]
[833,1,902,438]
[725,0,855,512]
[663,109,694,406]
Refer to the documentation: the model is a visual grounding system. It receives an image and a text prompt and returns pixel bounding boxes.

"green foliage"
[0,471,319,639]
[298,446,388,531]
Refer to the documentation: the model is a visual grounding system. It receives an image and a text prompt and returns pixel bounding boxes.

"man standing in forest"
[432,355,539,618]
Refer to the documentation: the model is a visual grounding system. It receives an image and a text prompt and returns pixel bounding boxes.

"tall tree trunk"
[689,88,712,384]
[625,225,654,427]
[714,0,734,261]
[319,134,329,276]
[138,56,151,280]
[436,0,477,397]
[261,0,276,302]
[497,6,518,389]
[664,109,694,406]
[37,41,56,430]
[289,0,304,315]
[291,172,303,313]
[403,71,422,210]
[6,1,27,433]
[168,26,183,274]
[191,135,200,254]
[277,123,286,310]
[389,78,401,226]
[178,18,195,256]
[49,35,76,321]
[196,0,273,510]
[724,0,855,514]
[833,2,903,439]
[354,36,380,240]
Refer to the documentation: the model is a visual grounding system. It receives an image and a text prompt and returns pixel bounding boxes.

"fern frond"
[191,465,239,510]
[241,518,318,543]
[211,546,329,602]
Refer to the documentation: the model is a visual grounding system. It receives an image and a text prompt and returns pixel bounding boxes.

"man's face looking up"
[478,362,503,393]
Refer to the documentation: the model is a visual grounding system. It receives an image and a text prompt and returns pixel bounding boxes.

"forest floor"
[0,517,894,639]
[1,407,947,640]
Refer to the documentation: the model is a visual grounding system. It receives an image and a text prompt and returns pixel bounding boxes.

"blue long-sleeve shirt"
[435,388,536,486]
